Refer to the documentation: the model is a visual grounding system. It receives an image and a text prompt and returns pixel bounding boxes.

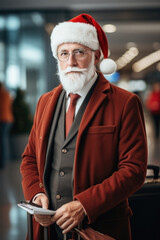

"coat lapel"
[39,85,63,178]
[40,85,63,139]
[76,73,111,148]
[43,90,65,193]
[45,90,65,168]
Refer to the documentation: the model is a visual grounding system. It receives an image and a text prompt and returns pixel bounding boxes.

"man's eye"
[60,52,68,56]
[75,50,85,55]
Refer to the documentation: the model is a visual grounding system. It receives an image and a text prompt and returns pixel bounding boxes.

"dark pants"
[0,122,12,168]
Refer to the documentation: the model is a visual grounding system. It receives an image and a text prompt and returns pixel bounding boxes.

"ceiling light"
[102,24,117,33]
[129,47,139,55]
[6,16,20,30]
[0,16,5,30]
[31,13,44,26]
[132,50,160,72]
[116,47,139,70]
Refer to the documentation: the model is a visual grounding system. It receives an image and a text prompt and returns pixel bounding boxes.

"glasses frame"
[57,49,93,62]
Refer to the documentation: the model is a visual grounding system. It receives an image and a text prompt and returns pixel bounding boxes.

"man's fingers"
[40,196,49,209]
[59,218,73,229]
[62,221,77,234]
[34,214,52,226]
[34,214,51,220]
[32,194,49,210]
[34,216,50,223]
[56,216,67,226]
[33,198,42,207]
[42,200,49,209]
[51,210,63,222]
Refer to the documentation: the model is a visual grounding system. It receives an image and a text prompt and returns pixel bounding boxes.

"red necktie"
[65,93,80,137]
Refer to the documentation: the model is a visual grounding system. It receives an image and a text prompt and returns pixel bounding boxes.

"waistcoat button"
[62,148,67,153]
[60,171,65,177]
[56,194,61,200]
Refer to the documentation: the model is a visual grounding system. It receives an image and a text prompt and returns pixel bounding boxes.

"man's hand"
[33,194,52,227]
[51,201,86,234]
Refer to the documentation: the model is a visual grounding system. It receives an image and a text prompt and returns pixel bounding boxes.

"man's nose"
[67,53,77,66]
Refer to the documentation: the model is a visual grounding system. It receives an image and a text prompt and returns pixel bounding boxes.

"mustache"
[63,67,88,74]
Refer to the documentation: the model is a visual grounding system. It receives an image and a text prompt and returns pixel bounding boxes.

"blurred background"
[0,0,160,239]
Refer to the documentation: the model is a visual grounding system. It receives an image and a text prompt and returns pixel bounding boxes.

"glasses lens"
[74,50,85,60]
[58,50,89,61]
[58,52,69,61]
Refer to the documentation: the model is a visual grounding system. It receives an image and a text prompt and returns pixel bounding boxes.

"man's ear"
[94,50,101,65]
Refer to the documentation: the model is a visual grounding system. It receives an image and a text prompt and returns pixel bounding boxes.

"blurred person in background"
[0,82,14,169]
[146,81,160,140]
[20,14,147,240]
[12,88,33,134]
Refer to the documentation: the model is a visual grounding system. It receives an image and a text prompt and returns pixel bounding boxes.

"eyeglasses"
[57,49,92,62]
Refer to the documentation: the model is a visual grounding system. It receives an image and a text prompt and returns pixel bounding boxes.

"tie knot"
[69,93,80,105]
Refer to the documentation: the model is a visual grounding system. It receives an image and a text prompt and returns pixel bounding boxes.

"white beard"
[57,54,96,93]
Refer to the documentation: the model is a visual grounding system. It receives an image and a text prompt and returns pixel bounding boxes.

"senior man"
[20,14,147,240]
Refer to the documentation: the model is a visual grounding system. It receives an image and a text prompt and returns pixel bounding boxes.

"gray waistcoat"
[44,84,96,210]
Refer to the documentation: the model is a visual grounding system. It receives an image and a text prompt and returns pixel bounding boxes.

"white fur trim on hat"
[98,58,117,75]
[50,22,99,58]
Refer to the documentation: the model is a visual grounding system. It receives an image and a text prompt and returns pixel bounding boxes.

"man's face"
[57,43,93,71]
[57,43,100,93]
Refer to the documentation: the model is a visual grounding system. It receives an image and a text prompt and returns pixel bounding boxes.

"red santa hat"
[50,13,117,74]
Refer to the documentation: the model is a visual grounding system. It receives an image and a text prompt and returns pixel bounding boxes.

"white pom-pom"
[99,58,117,75]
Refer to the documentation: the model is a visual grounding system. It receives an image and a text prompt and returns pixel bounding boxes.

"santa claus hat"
[50,13,117,74]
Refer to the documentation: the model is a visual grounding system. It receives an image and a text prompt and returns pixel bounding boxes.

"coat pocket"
[88,125,116,134]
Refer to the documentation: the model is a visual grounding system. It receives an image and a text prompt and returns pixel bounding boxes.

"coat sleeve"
[74,94,148,223]
[20,96,46,201]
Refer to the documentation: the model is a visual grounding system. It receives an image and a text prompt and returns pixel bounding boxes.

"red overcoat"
[21,73,147,240]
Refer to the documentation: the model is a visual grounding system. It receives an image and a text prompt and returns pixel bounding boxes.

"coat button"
[62,148,67,153]
[39,183,44,188]
[56,194,61,200]
[60,171,65,177]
